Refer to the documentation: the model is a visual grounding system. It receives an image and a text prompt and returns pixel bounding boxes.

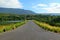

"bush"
[0,21,25,33]
[34,20,60,33]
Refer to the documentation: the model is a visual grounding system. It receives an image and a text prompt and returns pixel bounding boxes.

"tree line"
[0,13,60,26]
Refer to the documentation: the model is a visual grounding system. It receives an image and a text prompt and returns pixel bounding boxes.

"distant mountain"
[0,8,36,14]
[38,13,60,15]
[50,13,60,15]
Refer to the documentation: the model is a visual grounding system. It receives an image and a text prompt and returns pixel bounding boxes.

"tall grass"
[34,20,60,33]
[0,26,4,32]
[0,21,25,33]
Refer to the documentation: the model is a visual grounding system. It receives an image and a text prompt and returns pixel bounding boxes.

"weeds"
[34,20,60,33]
[0,21,25,33]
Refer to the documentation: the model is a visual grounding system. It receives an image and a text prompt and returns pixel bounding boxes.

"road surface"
[0,20,60,40]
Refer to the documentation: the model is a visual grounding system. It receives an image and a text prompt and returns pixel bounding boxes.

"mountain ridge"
[0,8,36,14]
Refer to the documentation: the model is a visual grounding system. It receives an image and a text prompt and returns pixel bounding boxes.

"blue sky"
[20,0,60,13]
[0,0,60,13]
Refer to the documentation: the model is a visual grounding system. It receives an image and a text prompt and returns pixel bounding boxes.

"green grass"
[0,21,26,33]
[34,20,60,33]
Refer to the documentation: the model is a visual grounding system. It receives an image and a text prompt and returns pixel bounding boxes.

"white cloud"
[43,3,60,13]
[37,4,47,7]
[32,4,47,8]
[0,0,23,8]
[32,3,60,13]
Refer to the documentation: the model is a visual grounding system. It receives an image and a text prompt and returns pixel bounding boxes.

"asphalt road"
[0,20,60,40]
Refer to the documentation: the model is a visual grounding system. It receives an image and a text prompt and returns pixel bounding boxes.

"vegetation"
[0,13,60,33]
[33,14,60,27]
[0,21,25,33]
[34,20,60,33]
[0,13,27,33]
[33,14,60,33]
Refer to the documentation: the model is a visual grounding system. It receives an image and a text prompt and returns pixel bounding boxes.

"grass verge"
[34,20,60,33]
[0,21,26,33]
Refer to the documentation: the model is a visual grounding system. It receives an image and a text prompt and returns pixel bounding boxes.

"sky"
[0,0,60,13]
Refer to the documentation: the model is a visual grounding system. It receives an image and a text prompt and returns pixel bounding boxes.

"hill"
[0,8,36,14]
[38,13,60,15]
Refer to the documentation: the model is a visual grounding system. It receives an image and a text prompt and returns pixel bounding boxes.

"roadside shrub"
[0,26,5,32]
[34,20,60,33]
[0,21,25,33]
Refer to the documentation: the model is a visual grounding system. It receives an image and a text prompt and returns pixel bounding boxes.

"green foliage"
[33,14,60,27]
[0,21,25,33]
[0,13,60,33]
[0,13,26,22]
[33,14,60,33]
[49,17,60,26]
[34,20,60,33]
